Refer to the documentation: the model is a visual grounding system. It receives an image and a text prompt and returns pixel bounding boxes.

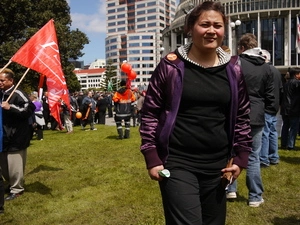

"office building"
[105,0,177,87]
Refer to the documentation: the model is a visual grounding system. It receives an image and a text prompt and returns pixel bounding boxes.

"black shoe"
[287,147,294,150]
[5,192,23,201]
[0,207,4,214]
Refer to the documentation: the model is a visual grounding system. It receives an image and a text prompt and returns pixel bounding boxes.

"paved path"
[105,116,116,126]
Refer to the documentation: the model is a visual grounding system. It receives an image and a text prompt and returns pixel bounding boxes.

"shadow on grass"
[25,181,52,195]
[272,215,300,225]
[106,135,119,140]
[279,156,300,165]
[27,165,63,175]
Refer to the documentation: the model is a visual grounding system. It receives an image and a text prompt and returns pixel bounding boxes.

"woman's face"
[191,10,225,51]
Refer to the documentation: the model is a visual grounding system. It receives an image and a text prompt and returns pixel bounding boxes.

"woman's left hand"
[221,164,242,182]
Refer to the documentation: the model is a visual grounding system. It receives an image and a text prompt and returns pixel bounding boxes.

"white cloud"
[70,0,106,33]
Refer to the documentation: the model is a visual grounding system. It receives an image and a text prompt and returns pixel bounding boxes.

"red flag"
[11,19,69,127]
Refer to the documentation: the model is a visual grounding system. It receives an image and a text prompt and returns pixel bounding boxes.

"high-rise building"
[163,0,300,73]
[105,0,177,88]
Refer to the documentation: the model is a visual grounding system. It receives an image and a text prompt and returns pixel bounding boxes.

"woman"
[139,1,252,225]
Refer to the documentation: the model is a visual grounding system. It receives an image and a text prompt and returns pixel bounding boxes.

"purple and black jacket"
[140,53,252,170]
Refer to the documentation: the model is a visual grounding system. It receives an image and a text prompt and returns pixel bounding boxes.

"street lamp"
[230,20,241,55]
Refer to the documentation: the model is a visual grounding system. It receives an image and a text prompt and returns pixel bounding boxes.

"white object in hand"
[158,169,170,178]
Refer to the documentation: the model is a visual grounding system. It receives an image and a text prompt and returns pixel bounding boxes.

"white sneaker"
[249,198,264,207]
[226,192,237,199]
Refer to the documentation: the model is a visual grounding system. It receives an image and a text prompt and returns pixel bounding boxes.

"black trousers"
[159,168,226,225]
[0,166,4,210]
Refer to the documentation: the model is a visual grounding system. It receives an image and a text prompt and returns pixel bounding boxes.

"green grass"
[0,125,299,225]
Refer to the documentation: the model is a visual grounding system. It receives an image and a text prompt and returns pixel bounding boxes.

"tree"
[0,0,89,93]
[99,59,118,92]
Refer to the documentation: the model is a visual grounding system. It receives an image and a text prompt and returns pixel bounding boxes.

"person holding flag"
[0,68,35,201]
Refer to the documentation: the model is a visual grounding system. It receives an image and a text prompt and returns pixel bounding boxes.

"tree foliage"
[0,0,89,93]
[99,59,118,92]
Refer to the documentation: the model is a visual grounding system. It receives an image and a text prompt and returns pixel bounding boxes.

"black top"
[167,59,230,176]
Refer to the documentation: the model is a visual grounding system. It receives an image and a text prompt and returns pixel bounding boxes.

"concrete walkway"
[105,116,116,126]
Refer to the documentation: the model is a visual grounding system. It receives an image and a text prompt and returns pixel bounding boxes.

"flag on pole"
[296,16,300,54]
[10,19,69,127]
[272,22,276,65]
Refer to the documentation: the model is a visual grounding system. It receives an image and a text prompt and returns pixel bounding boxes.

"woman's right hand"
[148,165,165,181]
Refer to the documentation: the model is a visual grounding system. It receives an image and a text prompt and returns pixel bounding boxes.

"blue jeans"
[260,113,279,165]
[281,115,300,149]
[227,126,264,202]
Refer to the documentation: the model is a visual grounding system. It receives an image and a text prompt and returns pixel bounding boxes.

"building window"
[137,3,145,8]
[117,7,125,12]
[137,17,146,22]
[110,38,117,43]
[142,57,154,60]
[118,21,126,25]
[142,50,153,53]
[148,9,156,13]
[142,35,153,39]
[129,36,140,40]
[129,50,140,54]
[148,22,156,27]
[142,43,153,46]
[137,24,146,29]
[137,10,145,15]
[148,15,156,20]
[129,43,139,47]
[148,1,156,6]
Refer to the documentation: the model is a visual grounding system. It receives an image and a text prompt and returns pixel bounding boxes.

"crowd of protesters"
[29,87,146,138]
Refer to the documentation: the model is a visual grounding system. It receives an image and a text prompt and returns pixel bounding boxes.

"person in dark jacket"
[0,68,35,201]
[260,50,283,166]
[113,80,136,139]
[139,2,252,224]
[81,91,97,131]
[280,67,300,150]
[96,94,109,124]
[227,33,275,207]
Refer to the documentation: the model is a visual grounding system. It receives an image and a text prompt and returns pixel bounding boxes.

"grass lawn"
[0,124,299,225]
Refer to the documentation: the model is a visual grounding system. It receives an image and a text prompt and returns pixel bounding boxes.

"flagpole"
[5,68,31,102]
[272,22,275,65]
[297,14,299,66]
[0,60,13,74]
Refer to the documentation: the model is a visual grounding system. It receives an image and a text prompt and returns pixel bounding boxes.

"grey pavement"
[105,116,116,126]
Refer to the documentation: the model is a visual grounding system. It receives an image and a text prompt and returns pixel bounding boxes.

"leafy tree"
[99,59,118,91]
[0,0,89,93]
